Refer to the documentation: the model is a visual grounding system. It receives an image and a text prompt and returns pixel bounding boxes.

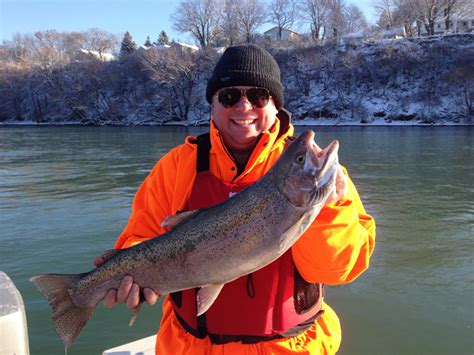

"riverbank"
[1,35,472,126]
[1,116,472,126]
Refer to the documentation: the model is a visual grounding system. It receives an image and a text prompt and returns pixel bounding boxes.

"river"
[0,126,472,354]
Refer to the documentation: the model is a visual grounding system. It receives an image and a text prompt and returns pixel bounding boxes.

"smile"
[232,119,256,126]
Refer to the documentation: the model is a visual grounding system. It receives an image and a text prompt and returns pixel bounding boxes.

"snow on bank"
[1,117,472,127]
[291,117,472,126]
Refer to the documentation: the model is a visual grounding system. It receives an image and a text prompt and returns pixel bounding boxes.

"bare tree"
[375,0,396,29]
[301,0,330,43]
[345,4,368,33]
[141,48,213,121]
[443,0,472,33]
[83,28,119,58]
[326,0,347,41]
[447,51,474,115]
[171,0,222,47]
[220,0,242,45]
[33,30,69,68]
[268,0,299,41]
[390,0,419,36]
[62,31,88,59]
[235,0,267,43]
[6,33,36,65]
[417,0,444,35]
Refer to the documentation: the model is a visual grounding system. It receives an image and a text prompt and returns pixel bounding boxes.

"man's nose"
[234,95,252,111]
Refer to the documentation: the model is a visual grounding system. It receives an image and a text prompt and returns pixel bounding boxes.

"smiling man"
[100,44,376,354]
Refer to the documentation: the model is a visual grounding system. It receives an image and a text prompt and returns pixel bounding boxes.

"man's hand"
[313,142,348,205]
[325,166,348,205]
[93,254,160,309]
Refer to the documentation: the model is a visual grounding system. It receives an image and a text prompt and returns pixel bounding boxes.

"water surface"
[0,126,472,354]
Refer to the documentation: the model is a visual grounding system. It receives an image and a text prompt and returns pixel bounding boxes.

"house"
[77,49,115,62]
[136,45,152,55]
[419,6,474,35]
[263,27,303,42]
[343,31,365,45]
[170,41,199,52]
[380,27,405,39]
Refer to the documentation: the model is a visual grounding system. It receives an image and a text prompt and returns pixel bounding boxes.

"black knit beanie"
[206,44,284,110]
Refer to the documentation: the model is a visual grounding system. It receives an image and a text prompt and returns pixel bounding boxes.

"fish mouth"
[314,140,339,184]
[285,136,339,207]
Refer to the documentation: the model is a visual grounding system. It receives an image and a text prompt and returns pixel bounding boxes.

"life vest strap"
[174,309,324,344]
[196,133,211,173]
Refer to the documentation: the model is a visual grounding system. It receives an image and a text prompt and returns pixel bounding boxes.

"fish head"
[276,130,339,208]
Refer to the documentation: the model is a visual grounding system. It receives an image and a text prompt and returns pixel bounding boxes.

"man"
[95,44,376,354]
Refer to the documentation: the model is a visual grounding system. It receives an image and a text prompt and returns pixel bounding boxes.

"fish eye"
[296,155,305,164]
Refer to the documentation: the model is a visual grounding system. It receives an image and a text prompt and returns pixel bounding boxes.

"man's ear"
[269,97,279,115]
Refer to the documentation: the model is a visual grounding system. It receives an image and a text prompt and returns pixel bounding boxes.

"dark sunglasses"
[217,87,271,108]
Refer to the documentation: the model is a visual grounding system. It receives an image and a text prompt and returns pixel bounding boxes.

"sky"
[0,0,377,46]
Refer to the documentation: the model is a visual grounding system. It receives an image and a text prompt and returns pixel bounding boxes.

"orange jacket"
[115,117,376,354]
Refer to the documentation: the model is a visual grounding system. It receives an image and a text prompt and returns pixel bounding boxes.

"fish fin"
[196,283,224,316]
[128,302,143,327]
[161,209,200,229]
[30,274,94,348]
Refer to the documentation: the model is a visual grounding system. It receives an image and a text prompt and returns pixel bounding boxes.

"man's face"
[211,86,278,154]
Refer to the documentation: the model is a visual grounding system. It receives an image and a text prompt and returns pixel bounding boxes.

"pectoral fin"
[128,302,143,327]
[128,288,147,326]
[196,283,224,316]
[161,209,200,229]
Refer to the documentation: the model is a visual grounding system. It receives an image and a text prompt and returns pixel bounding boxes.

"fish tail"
[30,273,93,348]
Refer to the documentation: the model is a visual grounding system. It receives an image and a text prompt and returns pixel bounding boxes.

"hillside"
[1,34,472,125]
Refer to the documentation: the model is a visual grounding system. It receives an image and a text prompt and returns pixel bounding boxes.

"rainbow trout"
[31,130,339,347]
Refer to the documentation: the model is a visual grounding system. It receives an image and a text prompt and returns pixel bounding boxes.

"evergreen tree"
[155,30,170,45]
[120,31,137,59]
[144,35,152,47]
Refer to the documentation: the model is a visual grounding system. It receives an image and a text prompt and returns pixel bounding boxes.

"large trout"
[31,130,339,347]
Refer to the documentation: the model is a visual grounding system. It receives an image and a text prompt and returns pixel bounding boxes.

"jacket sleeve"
[114,147,189,249]
[291,168,376,285]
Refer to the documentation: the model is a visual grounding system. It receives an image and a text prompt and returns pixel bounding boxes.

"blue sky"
[0,0,377,46]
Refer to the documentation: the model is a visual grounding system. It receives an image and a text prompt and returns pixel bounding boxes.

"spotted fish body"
[31,130,339,347]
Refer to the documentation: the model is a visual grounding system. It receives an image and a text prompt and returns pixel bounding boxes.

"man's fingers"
[102,276,159,310]
[126,283,140,309]
[335,167,348,200]
[103,289,117,308]
[144,288,159,305]
[325,167,347,205]
[117,276,134,303]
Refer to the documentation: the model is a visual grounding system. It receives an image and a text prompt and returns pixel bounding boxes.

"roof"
[171,42,199,51]
[263,26,301,36]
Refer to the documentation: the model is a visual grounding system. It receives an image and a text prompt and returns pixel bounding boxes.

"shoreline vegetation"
[1,34,473,126]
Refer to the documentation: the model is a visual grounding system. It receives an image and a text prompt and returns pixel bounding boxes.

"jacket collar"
[209,110,294,182]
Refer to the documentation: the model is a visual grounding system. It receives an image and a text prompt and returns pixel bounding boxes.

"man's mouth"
[232,119,256,126]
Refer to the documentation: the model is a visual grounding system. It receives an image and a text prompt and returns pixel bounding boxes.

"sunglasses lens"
[217,87,271,108]
[246,88,270,108]
[218,88,241,108]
